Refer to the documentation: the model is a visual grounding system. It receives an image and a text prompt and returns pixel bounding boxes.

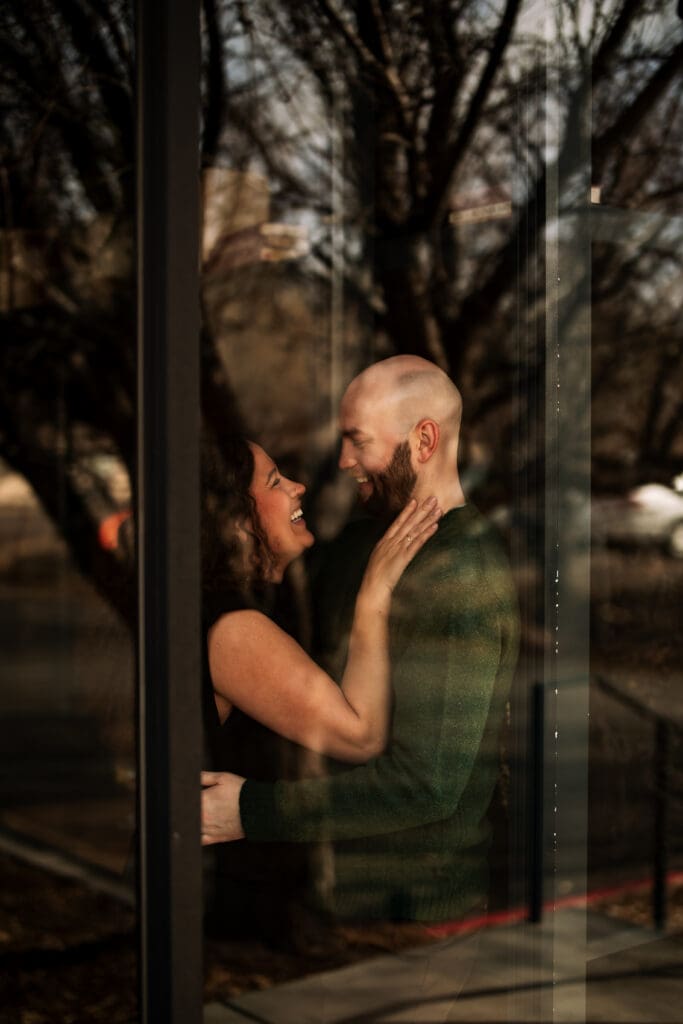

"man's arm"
[238,626,503,842]
[199,588,491,846]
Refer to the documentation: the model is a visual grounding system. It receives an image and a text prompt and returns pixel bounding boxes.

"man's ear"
[414,419,439,463]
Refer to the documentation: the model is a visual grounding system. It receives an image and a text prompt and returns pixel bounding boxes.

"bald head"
[339,356,466,516]
[344,355,462,442]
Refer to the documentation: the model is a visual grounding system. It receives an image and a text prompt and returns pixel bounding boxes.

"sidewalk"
[205,909,682,1023]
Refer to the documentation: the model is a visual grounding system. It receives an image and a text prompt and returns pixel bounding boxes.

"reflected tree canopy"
[0,0,681,618]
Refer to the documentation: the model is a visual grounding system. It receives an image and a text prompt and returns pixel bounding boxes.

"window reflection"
[2,0,681,1018]
[0,1,137,1018]
[199,1,682,1021]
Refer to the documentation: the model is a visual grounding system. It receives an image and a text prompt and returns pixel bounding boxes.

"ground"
[1,850,683,1023]
[1,530,681,1021]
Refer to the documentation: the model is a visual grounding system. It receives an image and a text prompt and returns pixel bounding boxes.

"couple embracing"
[201,354,519,941]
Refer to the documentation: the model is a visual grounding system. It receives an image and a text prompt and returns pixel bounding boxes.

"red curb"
[424,870,683,938]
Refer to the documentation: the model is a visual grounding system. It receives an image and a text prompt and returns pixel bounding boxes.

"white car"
[488,475,683,559]
[593,475,683,557]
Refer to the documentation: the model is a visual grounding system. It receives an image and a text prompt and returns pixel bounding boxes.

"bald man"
[202,356,519,927]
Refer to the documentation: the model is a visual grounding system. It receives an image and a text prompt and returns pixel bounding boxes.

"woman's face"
[248,443,314,580]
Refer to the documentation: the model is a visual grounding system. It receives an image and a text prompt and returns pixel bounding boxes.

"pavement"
[204,909,683,1023]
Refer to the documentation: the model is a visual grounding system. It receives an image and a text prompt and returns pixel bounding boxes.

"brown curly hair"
[201,433,276,612]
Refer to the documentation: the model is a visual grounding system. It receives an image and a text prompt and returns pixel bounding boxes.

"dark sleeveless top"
[202,586,313,943]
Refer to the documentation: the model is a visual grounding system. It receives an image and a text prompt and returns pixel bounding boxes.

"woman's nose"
[289,478,305,496]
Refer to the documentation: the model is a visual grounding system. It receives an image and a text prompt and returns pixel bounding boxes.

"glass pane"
[197,1,683,1021]
[585,0,683,1003]
[0,3,138,1019]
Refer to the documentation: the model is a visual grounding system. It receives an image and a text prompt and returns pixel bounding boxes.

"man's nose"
[338,442,356,470]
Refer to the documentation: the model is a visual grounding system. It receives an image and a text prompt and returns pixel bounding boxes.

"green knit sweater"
[240,504,519,922]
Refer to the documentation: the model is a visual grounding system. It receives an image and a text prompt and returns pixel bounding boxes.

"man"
[202,355,519,925]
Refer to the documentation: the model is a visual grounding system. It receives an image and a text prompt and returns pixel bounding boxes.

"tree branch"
[424,0,522,226]
[593,39,683,184]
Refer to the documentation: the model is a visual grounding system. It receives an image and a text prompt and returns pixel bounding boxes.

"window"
[1,3,681,1021]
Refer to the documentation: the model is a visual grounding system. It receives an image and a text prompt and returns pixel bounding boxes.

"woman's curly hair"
[201,432,276,610]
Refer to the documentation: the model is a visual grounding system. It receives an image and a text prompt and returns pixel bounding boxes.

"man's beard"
[362,440,417,519]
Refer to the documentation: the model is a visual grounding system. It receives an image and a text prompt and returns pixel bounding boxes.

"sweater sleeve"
[240,557,508,843]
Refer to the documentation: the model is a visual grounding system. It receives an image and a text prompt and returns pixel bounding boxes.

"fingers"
[384,496,438,541]
[382,497,418,539]
[201,771,221,787]
[392,500,441,562]
[410,497,440,534]
[405,518,439,553]
[395,498,441,544]
[369,497,440,584]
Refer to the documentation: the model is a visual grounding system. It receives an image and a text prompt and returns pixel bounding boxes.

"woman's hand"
[359,497,441,608]
[201,771,246,843]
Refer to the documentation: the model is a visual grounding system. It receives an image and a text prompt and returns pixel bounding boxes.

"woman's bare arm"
[208,497,440,762]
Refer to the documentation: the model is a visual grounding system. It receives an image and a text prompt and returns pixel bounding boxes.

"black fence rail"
[528,675,681,929]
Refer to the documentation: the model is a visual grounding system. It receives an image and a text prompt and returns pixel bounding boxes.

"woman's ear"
[234,517,252,545]
[414,419,439,463]
[229,517,255,579]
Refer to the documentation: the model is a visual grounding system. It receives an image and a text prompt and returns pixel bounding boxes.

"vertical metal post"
[529,681,545,923]
[653,719,669,930]
[136,2,202,1022]
[545,22,592,1021]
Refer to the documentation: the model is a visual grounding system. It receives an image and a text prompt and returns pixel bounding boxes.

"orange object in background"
[98,509,132,551]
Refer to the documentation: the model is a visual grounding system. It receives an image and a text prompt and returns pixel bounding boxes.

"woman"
[201,433,439,944]
[202,433,440,763]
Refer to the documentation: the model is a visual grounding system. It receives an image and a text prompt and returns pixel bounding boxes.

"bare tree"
[214,0,683,476]
[1,0,681,620]
[0,1,243,622]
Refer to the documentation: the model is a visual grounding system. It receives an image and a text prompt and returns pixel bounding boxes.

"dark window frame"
[136,2,203,1021]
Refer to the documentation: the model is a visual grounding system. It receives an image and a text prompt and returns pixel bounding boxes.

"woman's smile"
[248,443,314,579]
